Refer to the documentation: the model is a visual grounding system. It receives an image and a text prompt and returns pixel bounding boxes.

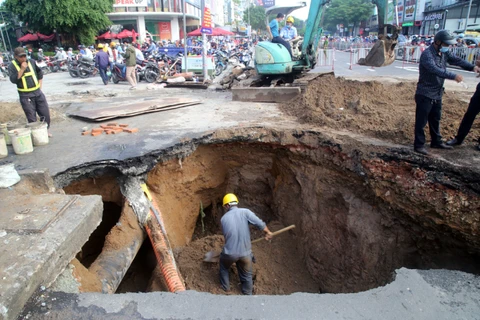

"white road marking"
[395,66,419,72]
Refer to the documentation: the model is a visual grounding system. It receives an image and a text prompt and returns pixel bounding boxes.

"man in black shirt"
[8,47,51,135]
[414,30,479,155]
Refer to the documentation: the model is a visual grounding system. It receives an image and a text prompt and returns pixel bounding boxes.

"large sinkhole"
[63,143,480,295]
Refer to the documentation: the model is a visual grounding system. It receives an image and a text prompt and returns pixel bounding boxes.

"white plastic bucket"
[8,128,33,155]
[0,134,7,158]
[1,123,12,145]
[28,122,49,146]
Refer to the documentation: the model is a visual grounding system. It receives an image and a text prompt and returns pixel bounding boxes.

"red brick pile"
[82,123,139,136]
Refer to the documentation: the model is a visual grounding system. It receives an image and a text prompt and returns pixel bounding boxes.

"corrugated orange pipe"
[143,195,186,293]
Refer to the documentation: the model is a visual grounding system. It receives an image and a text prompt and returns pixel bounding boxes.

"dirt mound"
[0,102,66,124]
[174,221,320,295]
[281,74,477,145]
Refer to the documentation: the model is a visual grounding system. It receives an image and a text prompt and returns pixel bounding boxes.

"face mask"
[440,46,449,53]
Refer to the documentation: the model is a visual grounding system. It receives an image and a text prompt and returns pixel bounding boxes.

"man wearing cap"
[413,30,480,155]
[8,47,51,135]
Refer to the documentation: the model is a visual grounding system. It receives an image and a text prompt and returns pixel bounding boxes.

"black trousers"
[19,90,51,128]
[414,94,443,148]
[272,37,293,58]
[455,82,480,143]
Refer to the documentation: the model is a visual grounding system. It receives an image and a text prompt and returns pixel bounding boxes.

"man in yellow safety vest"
[8,47,51,136]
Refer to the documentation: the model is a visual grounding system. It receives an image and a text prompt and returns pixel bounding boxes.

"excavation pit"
[61,139,480,296]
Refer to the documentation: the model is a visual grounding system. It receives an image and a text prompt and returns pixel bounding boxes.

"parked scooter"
[111,63,139,84]
[0,62,9,78]
[34,58,51,75]
[214,50,228,76]
[77,58,97,78]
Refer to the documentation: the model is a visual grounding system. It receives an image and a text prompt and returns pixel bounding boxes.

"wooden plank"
[68,98,201,121]
[84,102,200,122]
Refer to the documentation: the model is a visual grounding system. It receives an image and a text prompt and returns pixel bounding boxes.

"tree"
[1,0,114,45]
[323,0,374,35]
[243,5,266,31]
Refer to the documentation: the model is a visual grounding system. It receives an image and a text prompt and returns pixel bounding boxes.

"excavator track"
[232,72,332,103]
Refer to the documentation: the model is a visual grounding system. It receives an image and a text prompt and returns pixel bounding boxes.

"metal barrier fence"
[329,42,375,51]
[346,45,480,69]
[348,47,372,70]
[316,48,335,70]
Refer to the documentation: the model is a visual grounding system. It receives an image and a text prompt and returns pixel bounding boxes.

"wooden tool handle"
[251,224,295,244]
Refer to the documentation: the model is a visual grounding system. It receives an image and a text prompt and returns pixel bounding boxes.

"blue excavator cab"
[254,0,328,76]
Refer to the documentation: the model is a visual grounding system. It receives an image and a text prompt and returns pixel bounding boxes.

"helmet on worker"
[286,16,294,24]
[223,193,238,207]
[110,41,116,48]
[97,43,104,49]
[433,30,456,46]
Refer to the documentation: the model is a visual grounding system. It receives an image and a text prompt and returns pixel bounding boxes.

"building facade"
[107,0,225,42]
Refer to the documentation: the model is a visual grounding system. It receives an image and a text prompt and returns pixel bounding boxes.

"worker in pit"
[267,13,294,59]
[413,30,479,155]
[219,193,273,295]
[280,16,298,41]
[8,47,52,136]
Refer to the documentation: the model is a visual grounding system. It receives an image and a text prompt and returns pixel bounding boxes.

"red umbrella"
[116,29,133,39]
[37,33,55,41]
[18,33,39,42]
[212,28,234,36]
[187,27,202,37]
[97,31,117,40]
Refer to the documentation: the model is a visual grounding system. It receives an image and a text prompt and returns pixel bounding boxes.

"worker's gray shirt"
[221,206,266,258]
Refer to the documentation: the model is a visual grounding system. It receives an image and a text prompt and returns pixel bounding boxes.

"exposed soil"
[282,73,478,145]
[143,143,480,294]
[175,221,320,295]
[0,102,66,125]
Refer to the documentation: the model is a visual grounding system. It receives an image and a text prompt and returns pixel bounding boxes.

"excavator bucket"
[358,27,400,67]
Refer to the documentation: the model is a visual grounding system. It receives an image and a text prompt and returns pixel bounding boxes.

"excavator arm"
[301,0,330,69]
[358,0,401,67]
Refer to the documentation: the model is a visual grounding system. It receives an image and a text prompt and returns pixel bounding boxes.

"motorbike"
[36,59,51,75]
[239,48,252,67]
[67,59,80,78]
[77,58,97,78]
[143,59,161,83]
[0,63,9,78]
[111,63,139,84]
[214,50,228,76]
[45,57,67,73]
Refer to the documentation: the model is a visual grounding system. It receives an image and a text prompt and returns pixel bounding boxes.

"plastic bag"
[0,163,21,188]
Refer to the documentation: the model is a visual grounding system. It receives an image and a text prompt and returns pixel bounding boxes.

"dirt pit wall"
[143,141,480,294]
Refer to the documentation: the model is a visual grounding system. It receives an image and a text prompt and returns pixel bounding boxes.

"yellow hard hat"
[97,43,104,49]
[110,41,116,48]
[223,193,238,206]
[287,16,294,23]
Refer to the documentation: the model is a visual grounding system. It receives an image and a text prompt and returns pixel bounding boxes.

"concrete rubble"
[0,170,103,320]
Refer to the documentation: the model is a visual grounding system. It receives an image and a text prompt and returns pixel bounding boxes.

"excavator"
[254,0,400,77]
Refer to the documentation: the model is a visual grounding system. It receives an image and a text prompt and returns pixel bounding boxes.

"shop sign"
[423,13,443,21]
[159,22,172,40]
[404,5,415,20]
[113,0,147,7]
[201,7,212,34]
